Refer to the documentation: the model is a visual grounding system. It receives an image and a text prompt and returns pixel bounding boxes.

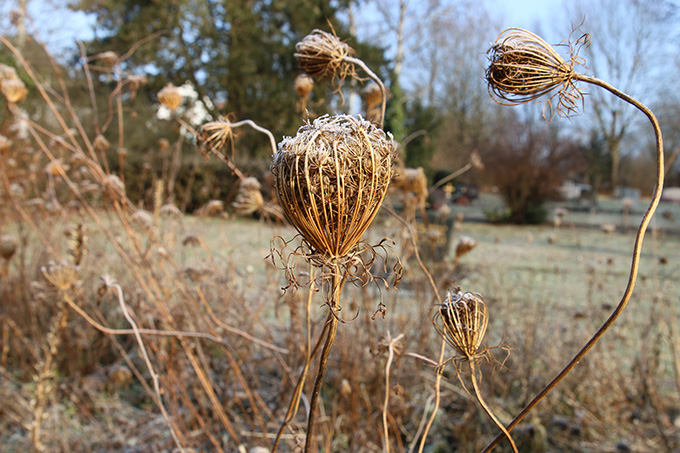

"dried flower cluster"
[486,28,589,117]
[272,114,396,261]
[295,29,356,86]
[157,83,183,110]
[432,290,489,359]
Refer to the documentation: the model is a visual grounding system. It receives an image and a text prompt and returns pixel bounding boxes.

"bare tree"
[561,0,672,191]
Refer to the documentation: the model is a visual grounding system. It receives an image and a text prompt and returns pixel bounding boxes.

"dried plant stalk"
[483,28,666,452]
[432,291,517,452]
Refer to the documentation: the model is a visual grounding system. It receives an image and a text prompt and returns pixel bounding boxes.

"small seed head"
[157,83,183,110]
[433,290,489,359]
[1,78,28,103]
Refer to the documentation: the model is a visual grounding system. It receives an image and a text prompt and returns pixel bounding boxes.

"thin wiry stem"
[382,332,404,453]
[417,338,446,453]
[304,268,343,452]
[345,56,387,128]
[483,74,665,452]
[107,282,185,452]
[469,360,517,452]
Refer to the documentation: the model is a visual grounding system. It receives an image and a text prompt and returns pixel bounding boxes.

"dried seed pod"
[454,236,478,261]
[103,174,126,202]
[93,134,110,153]
[469,150,484,170]
[272,114,396,260]
[433,290,489,359]
[45,159,68,177]
[362,82,383,109]
[0,135,12,154]
[0,63,19,84]
[294,74,314,98]
[198,120,234,153]
[157,83,183,110]
[295,29,356,83]
[41,262,79,291]
[93,51,119,67]
[0,235,18,261]
[1,78,28,103]
[486,28,589,117]
[195,199,224,217]
[232,177,265,216]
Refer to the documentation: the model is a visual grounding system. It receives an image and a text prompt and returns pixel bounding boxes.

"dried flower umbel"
[486,28,589,118]
[433,290,488,359]
[157,83,183,110]
[272,114,396,263]
[483,28,666,452]
[430,290,517,452]
[295,29,356,85]
[295,29,387,127]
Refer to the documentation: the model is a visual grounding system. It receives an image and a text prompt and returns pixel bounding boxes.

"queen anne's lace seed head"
[272,114,396,261]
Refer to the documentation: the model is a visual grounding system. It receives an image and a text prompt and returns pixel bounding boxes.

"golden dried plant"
[432,290,488,359]
[197,119,236,155]
[0,234,18,261]
[157,83,183,110]
[232,177,265,216]
[1,78,28,103]
[486,28,590,118]
[295,29,356,85]
[294,74,314,98]
[272,114,396,262]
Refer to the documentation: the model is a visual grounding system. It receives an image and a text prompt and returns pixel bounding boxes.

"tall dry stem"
[483,28,665,451]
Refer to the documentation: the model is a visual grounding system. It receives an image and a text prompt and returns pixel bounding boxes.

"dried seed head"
[486,28,589,118]
[198,120,235,153]
[362,82,383,109]
[469,150,484,170]
[294,74,314,98]
[160,203,182,217]
[126,74,147,99]
[157,83,183,110]
[392,167,428,208]
[42,262,79,291]
[272,114,396,260]
[233,177,265,216]
[0,63,19,84]
[0,135,12,154]
[103,174,126,201]
[93,51,119,67]
[45,159,68,177]
[295,29,356,84]
[196,199,224,217]
[131,210,153,230]
[158,138,170,151]
[1,78,28,103]
[93,134,110,153]
[66,224,86,266]
[433,290,489,359]
[455,236,478,260]
[0,234,18,261]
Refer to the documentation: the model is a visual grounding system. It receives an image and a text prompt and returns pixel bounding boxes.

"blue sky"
[1,0,564,55]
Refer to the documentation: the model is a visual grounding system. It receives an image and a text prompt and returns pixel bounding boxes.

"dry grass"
[0,26,678,453]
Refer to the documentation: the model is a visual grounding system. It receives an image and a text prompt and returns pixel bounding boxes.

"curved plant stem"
[345,56,387,129]
[469,360,517,453]
[304,269,343,452]
[382,332,404,453]
[417,339,446,453]
[483,75,665,451]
